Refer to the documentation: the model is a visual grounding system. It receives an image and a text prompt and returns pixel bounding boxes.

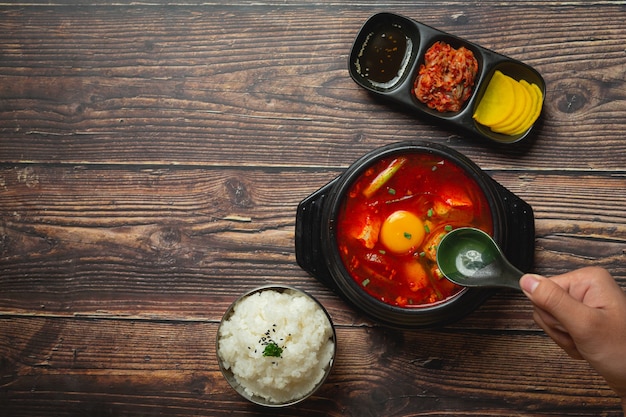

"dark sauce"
[356,26,411,87]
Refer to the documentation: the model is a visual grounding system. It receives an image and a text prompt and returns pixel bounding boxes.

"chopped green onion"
[362,278,370,287]
[388,188,396,195]
[263,342,283,358]
[362,157,407,198]
[424,224,430,233]
[444,225,453,232]
[427,208,434,217]
[404,232,412,239]
[379,250,386,255]
[419,251,426,257]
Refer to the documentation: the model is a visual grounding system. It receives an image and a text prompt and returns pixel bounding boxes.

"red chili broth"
[335,152,493,308]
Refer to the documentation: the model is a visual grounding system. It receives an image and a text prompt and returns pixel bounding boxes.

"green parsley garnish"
[263,342,283,358]
[259,326,284,359]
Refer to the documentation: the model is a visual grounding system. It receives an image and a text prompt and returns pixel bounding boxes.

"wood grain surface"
[1,1,625,416]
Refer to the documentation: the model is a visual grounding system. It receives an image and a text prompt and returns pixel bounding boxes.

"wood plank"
[0,6,624,169]
[0,167,624,329]
[1,317,623,416]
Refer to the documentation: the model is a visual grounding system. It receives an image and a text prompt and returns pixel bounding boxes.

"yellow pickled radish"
[502,80,539,135]
[472,70,516,126]
[473,69,544,136]
[489,78,528,131]
[492,79,533,133]
[503,80,538,134]
[510,82,543,135]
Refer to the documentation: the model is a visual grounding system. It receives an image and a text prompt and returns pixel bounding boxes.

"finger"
[532,305,567,334]
[532,308,584,360]
[521,274,593,332]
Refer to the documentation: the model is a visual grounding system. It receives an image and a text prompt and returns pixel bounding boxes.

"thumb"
[520,274,586,331]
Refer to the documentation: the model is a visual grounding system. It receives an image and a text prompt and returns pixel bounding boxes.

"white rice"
[217,288,335,404]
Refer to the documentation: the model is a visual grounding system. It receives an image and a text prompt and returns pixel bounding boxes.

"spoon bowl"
[436,227,523,290]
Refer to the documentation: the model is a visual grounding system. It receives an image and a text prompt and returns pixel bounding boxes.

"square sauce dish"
[349,12,546,144]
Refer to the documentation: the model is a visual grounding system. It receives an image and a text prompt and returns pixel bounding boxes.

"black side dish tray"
[349,12,546,144]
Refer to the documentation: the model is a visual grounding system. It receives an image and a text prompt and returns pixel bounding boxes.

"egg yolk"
[379,210,425,254]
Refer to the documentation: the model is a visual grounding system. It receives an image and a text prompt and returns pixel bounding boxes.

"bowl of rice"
[216,285,336,407]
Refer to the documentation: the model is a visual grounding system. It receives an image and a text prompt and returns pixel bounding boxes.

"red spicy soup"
[335,152,493,308]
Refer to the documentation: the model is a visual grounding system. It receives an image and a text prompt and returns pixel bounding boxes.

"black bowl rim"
[319,141,504,328]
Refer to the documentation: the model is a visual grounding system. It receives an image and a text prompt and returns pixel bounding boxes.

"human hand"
[520,267,626,410]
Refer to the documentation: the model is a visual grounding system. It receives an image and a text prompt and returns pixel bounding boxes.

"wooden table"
[1,1,625,415]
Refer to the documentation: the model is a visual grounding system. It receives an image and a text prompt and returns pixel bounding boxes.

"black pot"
[295,141,534,329]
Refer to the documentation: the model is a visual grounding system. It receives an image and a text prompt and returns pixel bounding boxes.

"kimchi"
[413,41,478,112]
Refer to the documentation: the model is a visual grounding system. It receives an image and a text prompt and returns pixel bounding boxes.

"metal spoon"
[436,227,523,290]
